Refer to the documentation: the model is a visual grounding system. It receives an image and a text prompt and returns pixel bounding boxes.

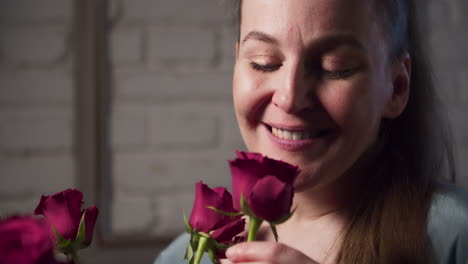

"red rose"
[187,182,245,263]
[189,182,240,233]
[210,218,245,258]
[229,151,299,222]
[0,216,56,264]
[34,189,98,247]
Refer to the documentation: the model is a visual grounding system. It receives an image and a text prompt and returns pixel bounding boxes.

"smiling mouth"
[268,125,329,141]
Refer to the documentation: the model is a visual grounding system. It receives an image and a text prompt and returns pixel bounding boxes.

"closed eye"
[322,68,356,79]
[250,61,282,72]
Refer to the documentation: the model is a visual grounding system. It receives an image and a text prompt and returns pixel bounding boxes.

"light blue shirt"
[155,184,468,264]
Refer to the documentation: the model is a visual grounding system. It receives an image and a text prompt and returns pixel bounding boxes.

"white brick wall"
[114,0,230,23]
[0,0,72,20]
[107,0,241,240]
[0,0,75,214]
[111,27,144,65]
[114,70,232,101]
[0,155,75,197]
[0,109,73,151]
[111,193,154,234]
[148,27,216,63]
[0,70,73,106]
[2,26,68,65]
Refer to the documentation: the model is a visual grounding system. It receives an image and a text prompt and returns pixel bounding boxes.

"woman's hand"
[225,241,319,264]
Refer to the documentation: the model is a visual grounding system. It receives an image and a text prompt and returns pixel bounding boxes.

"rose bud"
[210,218,246,259]
[189,182,240,233]
[34,189,99,247]
[187,182,245,264]
[229,151,299,222]
[0,216,56,264]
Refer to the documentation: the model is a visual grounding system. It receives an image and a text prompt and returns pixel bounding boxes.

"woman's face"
[233,0,402,191]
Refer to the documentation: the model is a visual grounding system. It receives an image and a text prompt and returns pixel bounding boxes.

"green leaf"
[211,239,230,250]
[74,211,87,248]
[53,225,75,253]
[53,225,68,245]
[183,211,194,233]
[270,223,279,242]
[185,242,194,262]
[207,206,243,217]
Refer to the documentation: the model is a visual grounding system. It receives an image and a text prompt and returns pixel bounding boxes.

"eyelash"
[249,62,282,72]
[249,61,357,79]
[322,68,356,79]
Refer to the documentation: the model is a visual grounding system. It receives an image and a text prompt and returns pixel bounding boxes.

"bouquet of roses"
[184,151,300,264]
[0,189,99,264]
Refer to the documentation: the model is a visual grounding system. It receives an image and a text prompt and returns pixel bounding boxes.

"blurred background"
[0,0,467,263]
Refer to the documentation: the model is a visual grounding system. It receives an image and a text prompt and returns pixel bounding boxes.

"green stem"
[194,236,209,264]
[247,216,263,242]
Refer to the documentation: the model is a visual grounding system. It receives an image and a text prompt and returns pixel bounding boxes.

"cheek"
[319,80,380,134]
[233,67,271,125]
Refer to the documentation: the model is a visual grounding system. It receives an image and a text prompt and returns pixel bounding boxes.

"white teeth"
[271,127,318,140]
[292,132,302,140]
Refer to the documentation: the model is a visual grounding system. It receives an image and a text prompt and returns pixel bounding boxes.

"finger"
[226,241,314,263]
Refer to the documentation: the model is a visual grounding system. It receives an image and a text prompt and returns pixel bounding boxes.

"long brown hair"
[233,0,455,263]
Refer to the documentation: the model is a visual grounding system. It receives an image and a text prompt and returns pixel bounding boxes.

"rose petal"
[189,182,238,233]
[33,195,48,215]
[34,189,84,240]
[0,216,55,264]
[229,158,270,211]
[248,175,294,222]
[263,157,300,185]
[210,218,245,243]
[235,151,265,163]
[83,206,99,246]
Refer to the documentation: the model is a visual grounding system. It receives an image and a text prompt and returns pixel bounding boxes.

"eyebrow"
[241,30,279,46]
[241,30,366,52]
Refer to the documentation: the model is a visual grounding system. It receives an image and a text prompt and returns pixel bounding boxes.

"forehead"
[240,0,380,46]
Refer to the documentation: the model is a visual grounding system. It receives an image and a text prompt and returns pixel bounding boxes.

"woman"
[156,0,468,263]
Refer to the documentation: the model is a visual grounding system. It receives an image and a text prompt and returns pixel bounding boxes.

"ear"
[235,42,240,60]
[383,52,411,119]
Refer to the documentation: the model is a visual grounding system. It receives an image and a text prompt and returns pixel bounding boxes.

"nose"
[271,61,314,114]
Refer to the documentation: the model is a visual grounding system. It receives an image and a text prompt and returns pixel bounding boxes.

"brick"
[0,156,75,196]
[120,0,230,23]
[221,26,237,70]
[0,70,73,105]
[111,105,147,149]
[0,109,73,151]
[0,0,72,21]
[111,27,143,65]
[148,27,215,63]
[113,151,232,193]
[218,103,246,150]
[114,70,232,101]
[0,198,38,216]
[111,195,154,234]
[2,27,68,65]
[152,191,194,236]
[148,104,219,149]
